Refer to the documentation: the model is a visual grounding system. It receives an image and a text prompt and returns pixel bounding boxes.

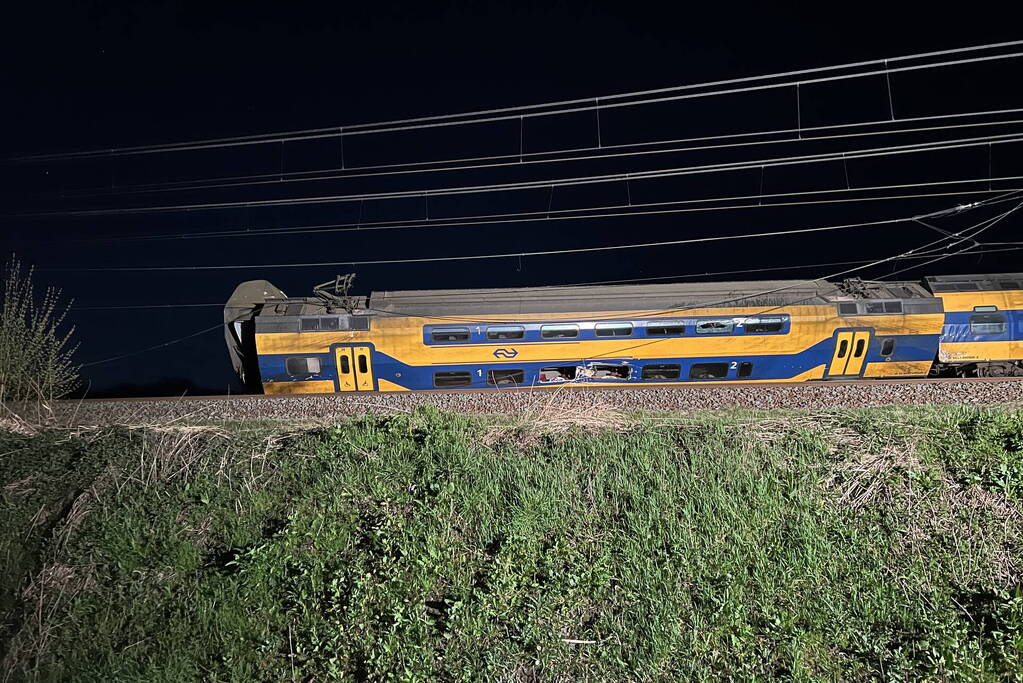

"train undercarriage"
[929,360,1023,378]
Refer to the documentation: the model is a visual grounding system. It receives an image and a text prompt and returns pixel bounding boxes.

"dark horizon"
[2,2,1022,396]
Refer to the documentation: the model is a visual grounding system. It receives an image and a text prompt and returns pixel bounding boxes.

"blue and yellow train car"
[927,274,1023,377]
[224,275,993,394]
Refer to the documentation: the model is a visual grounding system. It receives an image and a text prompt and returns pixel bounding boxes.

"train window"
[487,369,524,385]
[321,317,339,330]
[646,322,685,336]
[434,371,472,387]
[880,338,896,356]
[540,324,579,339]
[431,327,470,342]
[738,362,753,378]
[836,339,849,358]
[999,281,1020,290]
[301,318,320,331]
[689,363,728,379]
[642,364,681,380]
[286,357,321,375]
[357,354,368,374]
[338,355,350,374]
[744,317,783,333]
[539,366,577,382]
[865,302,885,314]
[838,303,858,315]
[695,319,733,335]
[591,364,631,379]
[884,302,903,313]
[595,323,633,337]
[970,313,1007,335]
[486,325,525,340]
[853,339,866,357]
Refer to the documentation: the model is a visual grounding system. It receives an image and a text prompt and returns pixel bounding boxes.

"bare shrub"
[0,257,79,426]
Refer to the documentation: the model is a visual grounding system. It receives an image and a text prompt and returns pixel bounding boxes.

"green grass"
[2,406,1023,680]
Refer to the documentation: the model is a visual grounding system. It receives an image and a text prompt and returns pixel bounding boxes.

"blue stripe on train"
[259,332,940,390]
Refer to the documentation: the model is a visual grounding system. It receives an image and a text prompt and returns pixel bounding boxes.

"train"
[223,273,1023,394]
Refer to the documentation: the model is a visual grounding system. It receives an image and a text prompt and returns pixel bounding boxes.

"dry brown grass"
[482,385,631,448]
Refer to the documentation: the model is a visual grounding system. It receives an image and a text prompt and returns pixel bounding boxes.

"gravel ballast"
[46,379,1023,425]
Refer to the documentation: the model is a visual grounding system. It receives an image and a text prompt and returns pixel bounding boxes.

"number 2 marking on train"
[729,361,738,369]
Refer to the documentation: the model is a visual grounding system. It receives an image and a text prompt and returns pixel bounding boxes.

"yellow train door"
[827,330,871,378]
[335,347,357,391]
[334,345,375,392]
[353,346,375,391]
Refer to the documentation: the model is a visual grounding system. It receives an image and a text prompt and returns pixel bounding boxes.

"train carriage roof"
[925,273,1023,292]
[366,278,932,316]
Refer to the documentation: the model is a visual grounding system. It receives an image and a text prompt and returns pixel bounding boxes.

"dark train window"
[646,322,685,336]
[434,371,472,387]
[591,364,630,379]
[970,313,1007,335]
[431,327,470,342]
[595,323,633,337]
[321,317,339,330]
[286,357,321,375]
[487,369,524,385]
[853,339,866,357]
[999,281,1020,290]
[884,302,903,313]
[695,320,733,335]
[539,366,577,382]
[738,362,753,379]
[357,355,368,374]
[540,324,579,339]
[690,363,728,379]
[880,338,896,356]
[642,364,681,380]
[744,317,783,333]
[836,339,849,358]
[865,302,885,314]
[300,318,320,331]
[486,325,525,340]
[838,303,858,315]
[338,355,350,374]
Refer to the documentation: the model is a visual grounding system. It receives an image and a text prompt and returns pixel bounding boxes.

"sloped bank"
[2,405,1022,680]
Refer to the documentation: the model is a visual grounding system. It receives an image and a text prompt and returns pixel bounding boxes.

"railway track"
[41,377,1023,425]
[64,375,1023,403]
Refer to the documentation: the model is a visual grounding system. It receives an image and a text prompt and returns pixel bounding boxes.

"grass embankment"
[2,406,1023,680]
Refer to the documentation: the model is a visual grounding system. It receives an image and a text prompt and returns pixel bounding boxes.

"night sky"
[1,1,1021,396]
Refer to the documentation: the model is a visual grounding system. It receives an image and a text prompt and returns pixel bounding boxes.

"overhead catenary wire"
[54,190,1023,272]
[80,176,1023,244]
[12,40,1023,162]
[20,131,1023,218]
[51,107,1023,199]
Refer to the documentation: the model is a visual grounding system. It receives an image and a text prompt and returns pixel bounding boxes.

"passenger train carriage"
[223,273,1023,394]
